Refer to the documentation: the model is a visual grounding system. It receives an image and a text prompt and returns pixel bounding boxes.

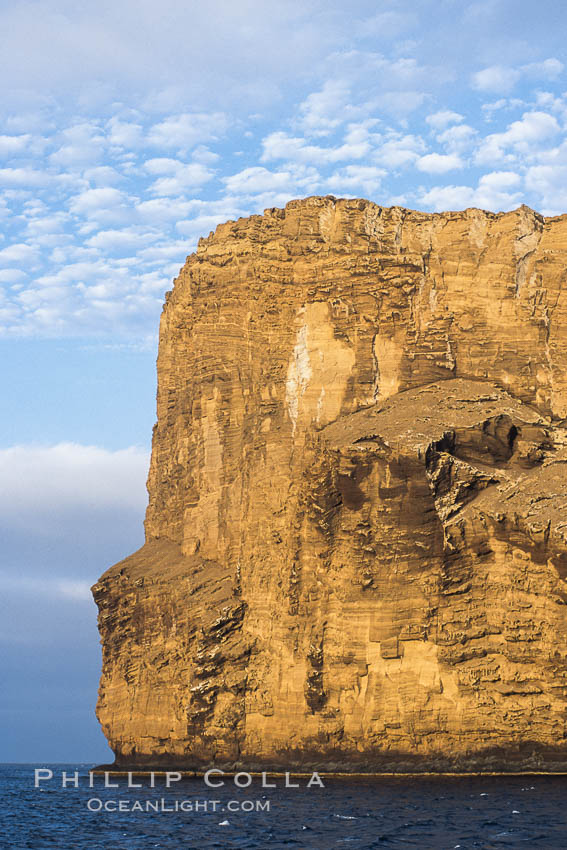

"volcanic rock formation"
[93,196,567,772]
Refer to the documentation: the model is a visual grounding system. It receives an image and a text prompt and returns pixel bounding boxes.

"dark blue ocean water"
[2,764,567,849]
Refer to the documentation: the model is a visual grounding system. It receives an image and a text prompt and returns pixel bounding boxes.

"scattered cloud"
[135,196,193,223]
[374,133,425,168]
[261,127,373,165]
[0,243,41,265]
[426,111,464,131]
[524,58,564,80]
[49,122,106,168]
[148,162,215,196]
[147,113,228,151]
[475,111,560,165]
[107,117,144,148]
[224,166,294,195]
[525,165,567,215]
[436,124,477,154]
[326,165,386,195]
[0,443,149,527]
[69,187,130,216]
[417,153,464,174]
[0,167,51,187]
[0,134,32,156]
[0,5,565,340]
[86,227,157,255]
[0,575,93,601]
[472,58,564,94]
[421,171,522,213]
[297,80,351,136]
[472,65,522,95]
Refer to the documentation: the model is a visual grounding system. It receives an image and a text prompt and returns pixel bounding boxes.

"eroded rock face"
[93,196,567,771]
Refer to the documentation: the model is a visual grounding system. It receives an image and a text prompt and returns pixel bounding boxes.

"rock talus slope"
[93,196,567,772]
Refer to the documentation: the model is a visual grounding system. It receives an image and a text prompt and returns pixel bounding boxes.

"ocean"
[2,764,567,848]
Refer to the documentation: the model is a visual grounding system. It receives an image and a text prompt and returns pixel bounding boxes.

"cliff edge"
[93,196,567,772]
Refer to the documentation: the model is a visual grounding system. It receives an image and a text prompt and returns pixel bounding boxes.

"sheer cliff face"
[93,197,567,771]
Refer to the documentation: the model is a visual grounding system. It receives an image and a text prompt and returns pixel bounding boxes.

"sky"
[1,0,567,762]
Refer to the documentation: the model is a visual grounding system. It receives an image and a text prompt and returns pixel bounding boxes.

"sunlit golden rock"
[93,196,567,772]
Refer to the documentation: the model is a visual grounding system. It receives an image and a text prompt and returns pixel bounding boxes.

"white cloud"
[174,198,250,239]
[472,58,564,94]
[147,113,228,151]
[0,168,50,187]
[0,243,41,265]
[0,575,92,601]
[417,153,463,174]
[481,97,527,121]
[525,165,567,215]
[419,185,475,211]
[326,165,385,195]
[473,170,522,209]
[475,111,560,165]
[149,164,215,196]
[436,124,477,154]
[175,214,233,241]
[297,80,351,136]
[83,165,124,187]
[69,187,129,215]
[0,268,27,284]
[421,171,522,213]
[0,134,32,156]
[86,227,157,254]
[192,145,219,164]
[534,91,567,116]
[136,197,193,223]
[261,129,372,165]
[0,443,149,526]
[49,122,106,169]
[144,157,182,175]
[373,134,425,168]
[426,111,464,130]
[107,116,144,148]
[137,238,195,267]
[143,157,215,194]
[472,65,521,94]
[224,166,301,195]
[58,580,93,599]
[25,212,68,237]
[523,58,564,81]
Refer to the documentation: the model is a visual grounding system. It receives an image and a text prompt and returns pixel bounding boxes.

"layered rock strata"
[93,196,567,771]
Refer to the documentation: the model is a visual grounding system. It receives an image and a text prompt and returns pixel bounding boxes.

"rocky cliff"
[93,196,567,772]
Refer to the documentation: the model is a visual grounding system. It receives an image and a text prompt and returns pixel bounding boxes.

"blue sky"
[1,0,567,761]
